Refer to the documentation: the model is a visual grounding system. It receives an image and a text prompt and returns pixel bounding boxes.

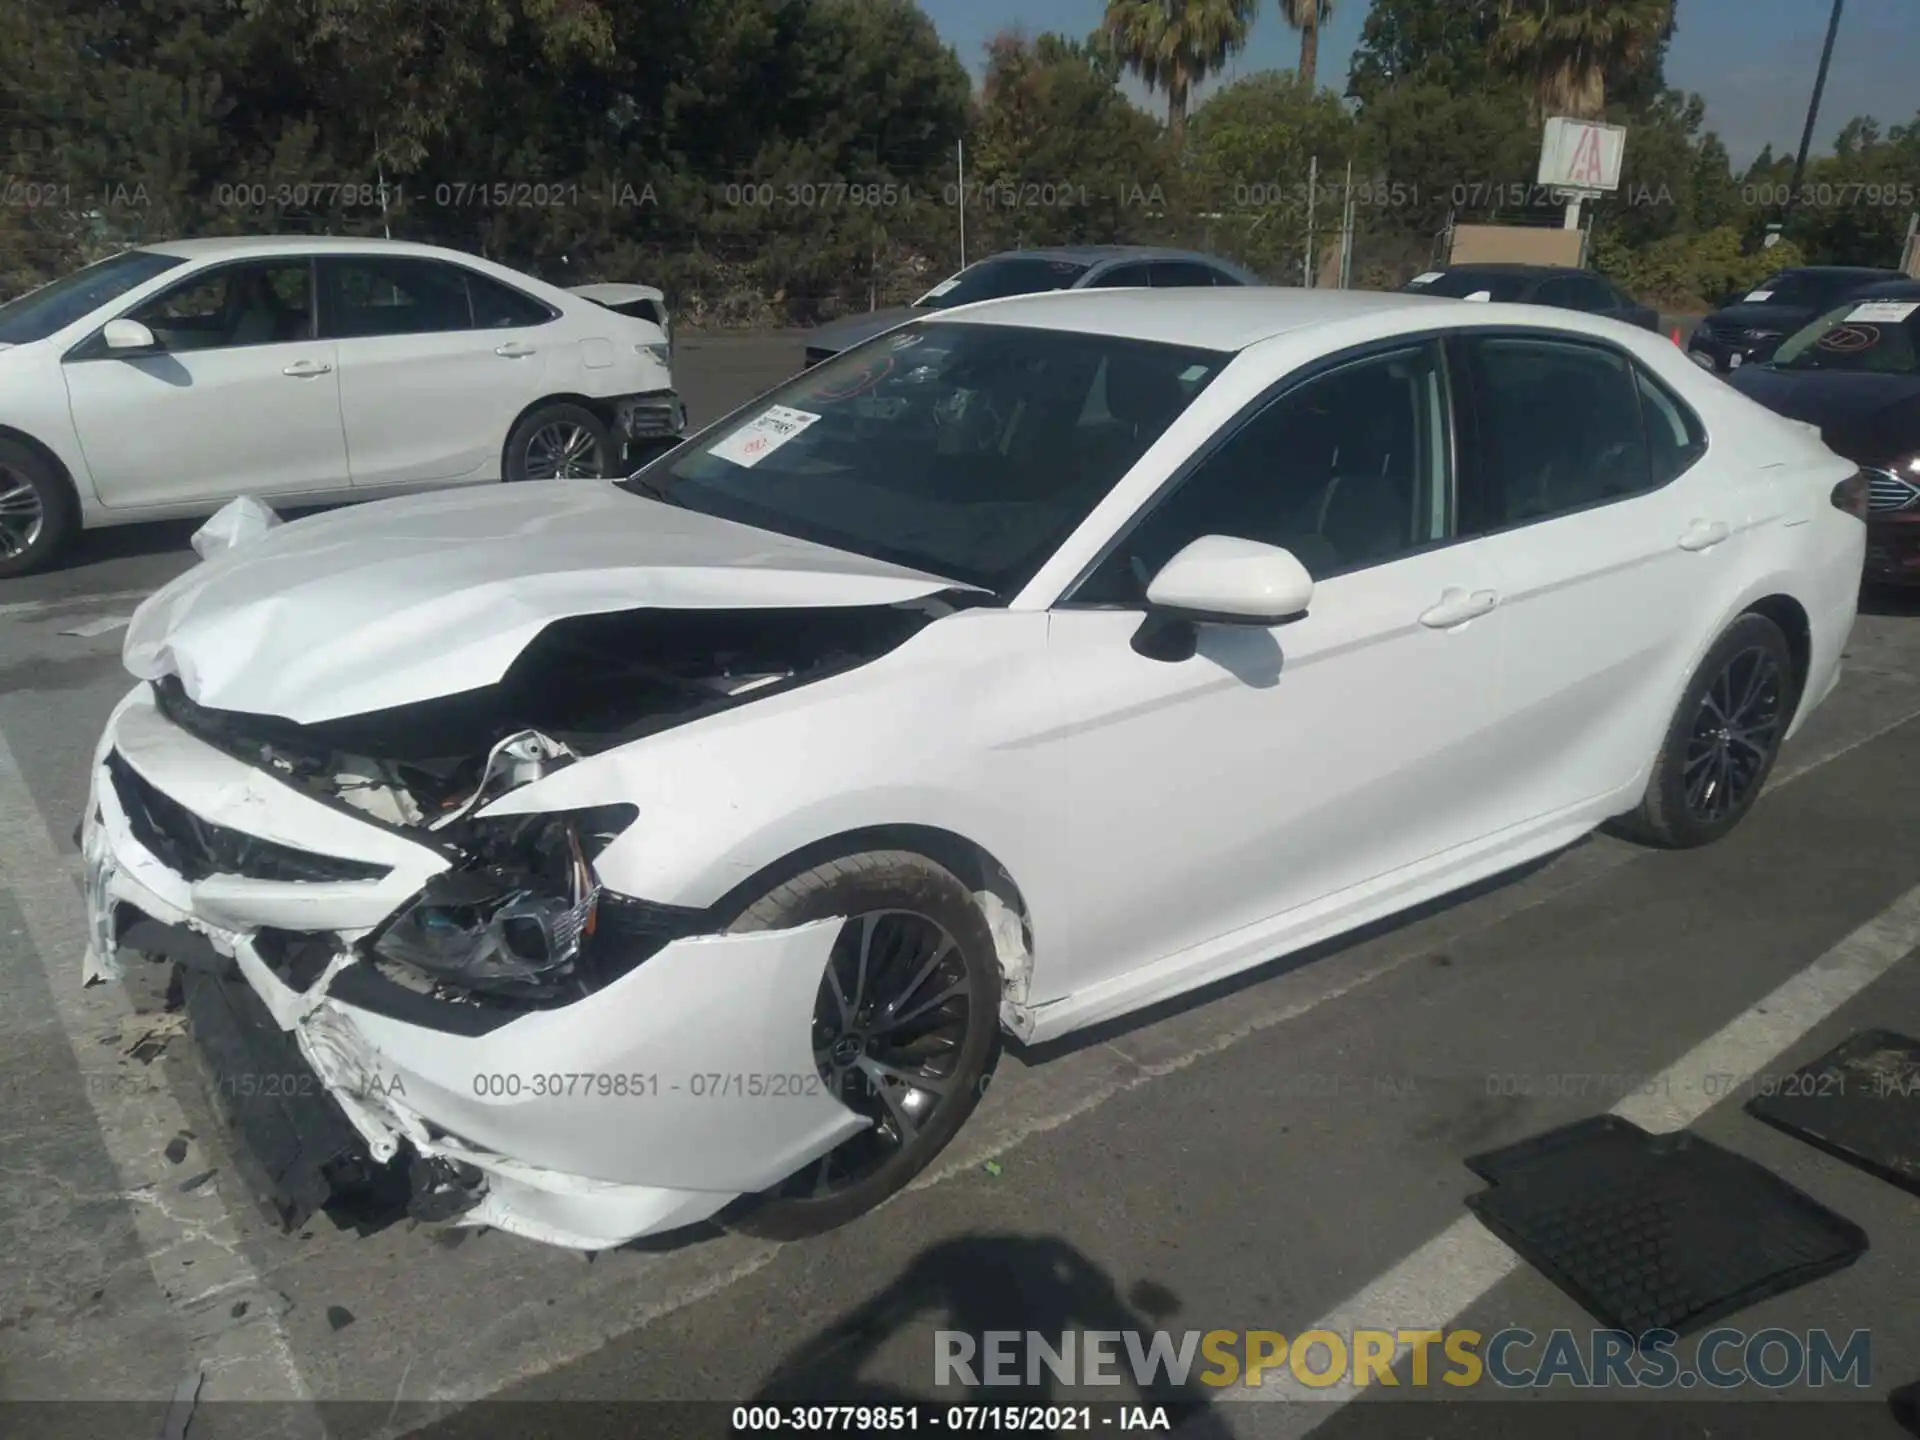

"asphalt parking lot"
[6,324,1920,1440]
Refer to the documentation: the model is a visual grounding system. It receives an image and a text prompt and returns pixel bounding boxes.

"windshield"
[0,249,186,345]
[1405,271,1530,301]
[622,321,1229,596]
[912,257,1090,310]
[1771,298,1920,374]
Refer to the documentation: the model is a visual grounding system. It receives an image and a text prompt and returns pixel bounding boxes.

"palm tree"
[1279,0,1332,89]
[1490,0,1675,122]
[1104,0,1259,144]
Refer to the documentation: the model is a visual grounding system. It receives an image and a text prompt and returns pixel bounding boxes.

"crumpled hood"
[124,482,972,724]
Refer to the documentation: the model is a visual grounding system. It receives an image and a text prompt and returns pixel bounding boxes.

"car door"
[319,254,554,487]
[61,257,349,509]
[1042,340,1519,1003]
[1450,331,1731,824]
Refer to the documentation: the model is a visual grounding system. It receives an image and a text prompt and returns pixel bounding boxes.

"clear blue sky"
[916,0,1920,168]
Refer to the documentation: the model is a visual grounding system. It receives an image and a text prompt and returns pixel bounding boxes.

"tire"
[0,437,78,579]
[722,850,1002,1240]
[503,402,614,482]
[1611,613,1796,849]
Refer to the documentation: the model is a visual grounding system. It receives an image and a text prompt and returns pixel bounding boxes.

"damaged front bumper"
[81,684,864,1250]
[613,389,687,442]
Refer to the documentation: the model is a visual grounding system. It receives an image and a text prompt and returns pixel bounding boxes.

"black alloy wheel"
[721,849,1002,1240]
[1680,644,1785,823]
[1610,612,1797,849]
[796,908,975,1198]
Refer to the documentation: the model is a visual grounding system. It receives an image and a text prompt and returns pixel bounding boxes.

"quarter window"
[1637,368,1708,485]
[467,272,554,328]
[1076,343,1452,603]
[1461,336,1650,529]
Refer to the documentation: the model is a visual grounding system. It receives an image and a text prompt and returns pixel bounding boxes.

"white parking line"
[1220,880,1920,1431]
[0,728,322,1431]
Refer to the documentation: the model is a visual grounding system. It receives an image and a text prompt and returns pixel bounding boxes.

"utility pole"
[1303,154,1317,287]
[957,138,967,270]
[1339,158,1355,289]
[1784,0,1845,228]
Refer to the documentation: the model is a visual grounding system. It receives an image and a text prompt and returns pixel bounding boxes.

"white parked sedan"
[0,236,683,576]
[81,287,1866,1249]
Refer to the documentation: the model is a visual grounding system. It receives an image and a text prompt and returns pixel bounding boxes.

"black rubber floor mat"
[1892,1379,1920,1437]
[1464,1115,1868,1337]
[1746,1030,1920,1198]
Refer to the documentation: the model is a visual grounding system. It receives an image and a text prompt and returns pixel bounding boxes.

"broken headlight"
[370,805,636,994]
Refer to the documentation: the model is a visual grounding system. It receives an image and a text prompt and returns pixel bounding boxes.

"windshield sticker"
[1745,289,1774,303]
[1845,300,1918,324]
[1179,364,1211,382]
[889,331,926,349]
[1816,324,1879,353]
[1410,272,1442,284]
[1464,290,1493,302]
[707,405,821,468]
[921,277,959,300]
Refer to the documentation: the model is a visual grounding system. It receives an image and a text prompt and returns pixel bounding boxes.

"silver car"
[801,245,1263,367]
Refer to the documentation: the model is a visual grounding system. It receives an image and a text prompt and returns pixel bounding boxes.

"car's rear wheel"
[722,850,1001,1240]
[0,438,77,579]
[1612,613,1795,849]
[504,402,614,481]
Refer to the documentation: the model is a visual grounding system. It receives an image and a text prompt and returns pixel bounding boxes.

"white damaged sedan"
[82,288,1867,1249]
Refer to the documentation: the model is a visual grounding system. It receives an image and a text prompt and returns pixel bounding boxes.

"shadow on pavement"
[1861,584,1920,620]
[745,1232,1232,1435]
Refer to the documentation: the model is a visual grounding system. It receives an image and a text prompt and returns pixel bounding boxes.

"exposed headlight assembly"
[370,804,637,994]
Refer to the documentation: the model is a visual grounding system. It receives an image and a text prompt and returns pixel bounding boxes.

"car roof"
[927,286,1458,351]
[1771,265,1906,279]
[1427,263,1592,278]
[136,235,481,262]
[988,245,1236,267]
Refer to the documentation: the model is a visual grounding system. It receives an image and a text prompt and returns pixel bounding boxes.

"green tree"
[1347,0,1503,103]
[970,30,1176,251]
[1490,0,1675,121]
[1187,70,1354,277]
[1103,0,1260,144]
[1279,0,1332,90]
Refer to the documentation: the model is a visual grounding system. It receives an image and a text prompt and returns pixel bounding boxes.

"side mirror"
[1133,535,1314,661]
[102,318,160,353]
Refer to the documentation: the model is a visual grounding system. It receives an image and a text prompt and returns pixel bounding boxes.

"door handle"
[1419,587,1498,629]
[281,360,332,377]
[495,342,536,358]
[1678,519,1731,552]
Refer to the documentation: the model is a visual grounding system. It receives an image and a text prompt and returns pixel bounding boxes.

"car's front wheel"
[504,402,615,481]
[1612,612,1796,848]
[0,438,77,579]
[721,851,1002,1240]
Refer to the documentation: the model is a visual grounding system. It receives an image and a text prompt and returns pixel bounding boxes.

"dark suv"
[1687,265,1905,373]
